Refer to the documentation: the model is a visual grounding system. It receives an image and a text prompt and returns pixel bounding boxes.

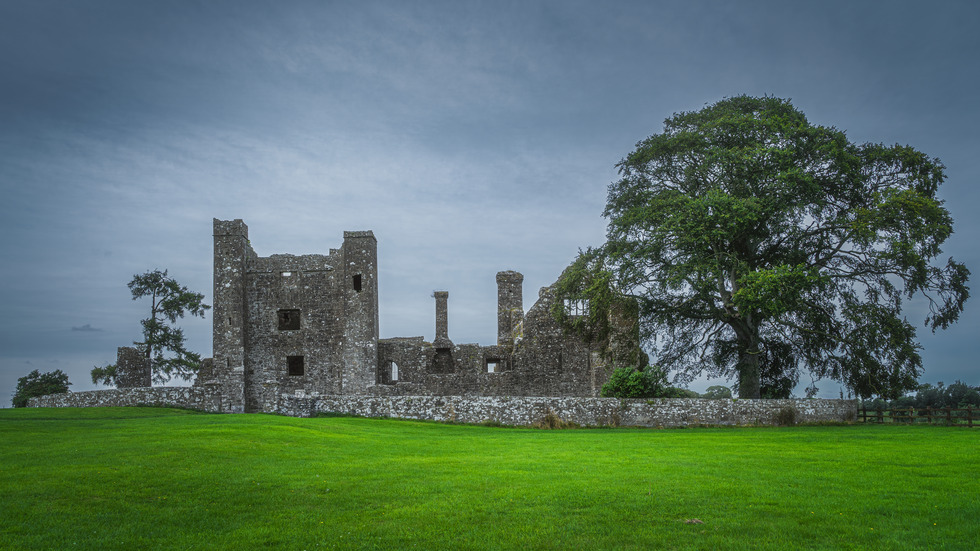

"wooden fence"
[858,406,977,427]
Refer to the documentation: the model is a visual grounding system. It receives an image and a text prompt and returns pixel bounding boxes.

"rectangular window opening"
[278,309,301,330]
[353,274,363,292]
[487,360,500,373]
[287,355,305,376]
[564,299,589,317]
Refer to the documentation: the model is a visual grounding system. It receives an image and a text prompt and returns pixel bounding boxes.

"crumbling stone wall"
[374,275,631,398]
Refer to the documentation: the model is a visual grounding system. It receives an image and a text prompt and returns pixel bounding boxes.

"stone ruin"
[193,219,640,413]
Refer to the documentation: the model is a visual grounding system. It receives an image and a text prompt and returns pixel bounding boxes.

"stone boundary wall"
[30,389,857,427]
[27,387,224,412]
[285,395,857,427]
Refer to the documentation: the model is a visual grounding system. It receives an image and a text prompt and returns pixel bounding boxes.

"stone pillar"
[434,291,449,341]
[115,346,151,388]
[496,271,524,346]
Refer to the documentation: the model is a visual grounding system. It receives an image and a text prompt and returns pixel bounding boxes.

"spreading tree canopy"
[92,269,210,385]
[558,96,969,399]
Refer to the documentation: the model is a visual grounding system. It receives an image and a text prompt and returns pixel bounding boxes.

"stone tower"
[212,218,250,412]
[341,231,379,395]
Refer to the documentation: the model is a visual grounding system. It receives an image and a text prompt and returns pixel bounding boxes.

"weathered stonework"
[27,390,857,427]
[375,281,614,397]
[202,219,379,413]
[195,220,634,412]
[115,346,151,388]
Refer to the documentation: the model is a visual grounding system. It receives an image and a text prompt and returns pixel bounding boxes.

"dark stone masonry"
[28,218,858,426]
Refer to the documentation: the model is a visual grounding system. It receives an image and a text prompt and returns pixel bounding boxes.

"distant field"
[1,408,976,550]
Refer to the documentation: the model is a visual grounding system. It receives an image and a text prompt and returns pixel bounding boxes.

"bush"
[774,406,798,426]
[533,409,578,429]
[601,365,667,398]
[12,370,71,408]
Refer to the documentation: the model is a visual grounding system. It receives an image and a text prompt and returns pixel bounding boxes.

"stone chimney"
[433,291,452,348]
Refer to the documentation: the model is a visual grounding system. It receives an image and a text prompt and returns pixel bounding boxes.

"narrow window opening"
[353,274,362,292]
[281,271,292,277]
[278,309,301,330]
[487,359,501,373]
[390,361,399,382]
[287,356,305,376]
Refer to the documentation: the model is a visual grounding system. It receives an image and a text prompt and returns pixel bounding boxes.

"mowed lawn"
[0,408,976,550]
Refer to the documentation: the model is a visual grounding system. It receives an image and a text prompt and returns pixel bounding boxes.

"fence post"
[946,406,952,424]
[877,407,883,424]
[926,406,932,424]
[908,407,914,424]
[968,406,974,428]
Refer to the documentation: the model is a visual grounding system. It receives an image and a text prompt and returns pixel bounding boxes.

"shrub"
[533,409,578,429]
[601,365,676,398]
[774,406,798,426]
[12,370,71,408]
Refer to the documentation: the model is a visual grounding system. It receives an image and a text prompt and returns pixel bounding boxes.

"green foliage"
[562,95,970,399]
[11,369,71,407]
[90,363,118,386]
[702,385,733,399]
[92,269,210,386]
[550,250,643,368]
[863,381,980,410]
[600,364,696,399]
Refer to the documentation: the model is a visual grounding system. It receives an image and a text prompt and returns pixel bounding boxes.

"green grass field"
[1,408,976,550]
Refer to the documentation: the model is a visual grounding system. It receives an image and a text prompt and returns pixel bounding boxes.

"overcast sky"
[2,1,978,406]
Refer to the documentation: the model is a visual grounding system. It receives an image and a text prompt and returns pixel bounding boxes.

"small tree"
[92,269,210,385]
[12,369,71,408]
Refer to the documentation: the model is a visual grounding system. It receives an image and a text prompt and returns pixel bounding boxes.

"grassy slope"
[0,408,976,550]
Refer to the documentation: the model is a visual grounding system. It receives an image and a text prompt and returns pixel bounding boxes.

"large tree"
[92,269,210,385]
[560,96,969,399]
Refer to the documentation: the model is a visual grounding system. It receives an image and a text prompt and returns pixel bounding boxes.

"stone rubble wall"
[27,387,224,412]
[286,395,856,426]
[29,388,856,427]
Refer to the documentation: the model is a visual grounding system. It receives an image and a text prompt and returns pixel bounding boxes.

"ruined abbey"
[30,217,857,425]
[184,219,636,413]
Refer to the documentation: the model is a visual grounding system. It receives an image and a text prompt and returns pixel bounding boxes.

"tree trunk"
[734,323,762,399]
